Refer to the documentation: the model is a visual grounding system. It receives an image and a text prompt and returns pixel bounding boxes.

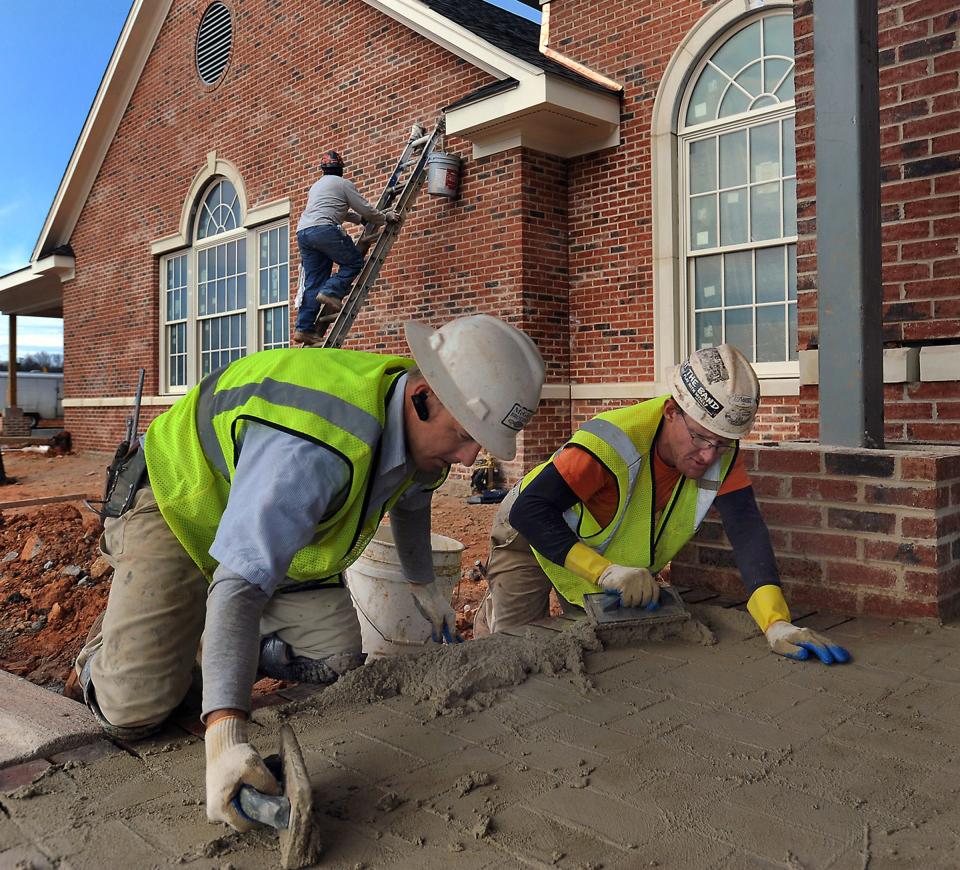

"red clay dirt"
[0,450,500,689]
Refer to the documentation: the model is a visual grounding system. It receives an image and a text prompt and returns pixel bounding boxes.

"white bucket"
[426,152,461,197]
[345,525,464,658]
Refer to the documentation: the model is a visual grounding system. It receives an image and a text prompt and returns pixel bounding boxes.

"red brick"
[863,483,939,508]
[861,592,940,618]
[790,477,859,502]
[827,507,897,534]
[904,569,942,597]
[791,530,859,559]
[903,0,960,23]
[865,538,941,567]
[754,449,822,474]
[902,515,940,537]
[825,560,899,588]
[759,501,823,528]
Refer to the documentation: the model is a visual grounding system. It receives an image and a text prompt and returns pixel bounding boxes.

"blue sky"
[0,0,538,360]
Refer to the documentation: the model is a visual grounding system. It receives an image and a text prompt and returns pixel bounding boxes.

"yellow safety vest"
[522,396,737,606]
[144,348,445,584]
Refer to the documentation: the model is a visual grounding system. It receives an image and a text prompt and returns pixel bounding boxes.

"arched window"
[160,171,289,392]
[196,178,241,239]
[679,11,797,373]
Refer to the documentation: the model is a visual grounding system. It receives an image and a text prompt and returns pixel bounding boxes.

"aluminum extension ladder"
[318,116,446,349]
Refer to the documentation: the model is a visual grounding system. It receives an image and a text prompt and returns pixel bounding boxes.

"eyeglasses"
[678,412,733,454]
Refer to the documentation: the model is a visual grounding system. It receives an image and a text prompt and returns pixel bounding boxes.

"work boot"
[293,329,325,348]
[316,293,343,313]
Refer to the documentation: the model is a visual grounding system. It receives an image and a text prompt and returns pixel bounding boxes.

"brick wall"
[65,0,494,448]
[796,0,960,439]
[672,441,960,622]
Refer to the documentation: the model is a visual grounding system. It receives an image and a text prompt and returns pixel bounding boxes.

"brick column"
[671,441,960,622]
[2,407,33,437]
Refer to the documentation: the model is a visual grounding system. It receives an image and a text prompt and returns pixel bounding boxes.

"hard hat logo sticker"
[501,403,534,432]
[679,364,722,417]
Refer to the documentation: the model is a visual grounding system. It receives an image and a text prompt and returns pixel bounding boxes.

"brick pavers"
[1,609,957,868]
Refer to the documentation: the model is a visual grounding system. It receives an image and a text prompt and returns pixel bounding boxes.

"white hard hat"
[404,315,545,460]
[670,344,760,439]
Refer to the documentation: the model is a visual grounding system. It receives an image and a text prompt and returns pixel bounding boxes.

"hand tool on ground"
[231,725,320,870]
[582,585,690,628]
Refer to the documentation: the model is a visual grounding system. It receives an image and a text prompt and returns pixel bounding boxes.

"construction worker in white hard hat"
[475,343,852,667]
[65,314,545,833]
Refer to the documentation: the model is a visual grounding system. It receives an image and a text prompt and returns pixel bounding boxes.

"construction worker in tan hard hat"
[293,149,402,346]
[66,314,545,833]
[475,343,852,667]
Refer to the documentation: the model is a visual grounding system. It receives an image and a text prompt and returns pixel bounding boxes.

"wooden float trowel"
[233,724,321,869]
[583,585,690,628]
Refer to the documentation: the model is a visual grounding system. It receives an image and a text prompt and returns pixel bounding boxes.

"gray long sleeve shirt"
[202,373,435,717]
[296,174,385,231]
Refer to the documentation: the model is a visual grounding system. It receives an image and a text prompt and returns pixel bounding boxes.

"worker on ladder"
[293,149,401,347]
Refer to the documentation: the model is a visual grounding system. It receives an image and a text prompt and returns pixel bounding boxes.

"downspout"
[538,0,623,92]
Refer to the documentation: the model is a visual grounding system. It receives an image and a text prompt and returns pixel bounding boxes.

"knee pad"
[77,657,164,741]
[258,635,366,684]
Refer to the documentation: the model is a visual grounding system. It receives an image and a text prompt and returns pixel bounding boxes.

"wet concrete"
[1,605,958,868]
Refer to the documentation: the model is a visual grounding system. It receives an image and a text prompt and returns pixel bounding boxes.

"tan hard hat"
[670,344,760,439]
[404,315,545,460]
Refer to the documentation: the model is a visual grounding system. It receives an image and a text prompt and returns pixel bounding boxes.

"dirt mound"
[0,502,109,687]
[0,451,507,688]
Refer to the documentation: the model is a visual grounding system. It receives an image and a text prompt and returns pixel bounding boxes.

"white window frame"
[678,10,797,379]
[651,0,797,391]
[158,181,290,394]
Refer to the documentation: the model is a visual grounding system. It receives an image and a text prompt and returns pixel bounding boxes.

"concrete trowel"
[582,585,690,628]
[233,724,321,869]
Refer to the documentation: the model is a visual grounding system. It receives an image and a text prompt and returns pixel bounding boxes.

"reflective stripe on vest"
[145,349,430,583]
[196,371,384,480]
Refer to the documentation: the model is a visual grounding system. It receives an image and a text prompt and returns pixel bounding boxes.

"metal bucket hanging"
[426,152,461,197]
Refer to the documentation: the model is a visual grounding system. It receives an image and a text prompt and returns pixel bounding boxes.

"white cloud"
[0,315,63,359]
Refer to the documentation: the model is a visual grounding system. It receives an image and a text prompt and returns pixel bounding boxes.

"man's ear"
[411,388,430,421]
[662,397,679,420]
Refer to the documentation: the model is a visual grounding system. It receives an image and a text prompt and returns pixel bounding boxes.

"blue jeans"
[296,224,364,331]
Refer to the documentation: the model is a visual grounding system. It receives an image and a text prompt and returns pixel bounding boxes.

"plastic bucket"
[426,152,461,197]
[345,525,464,658]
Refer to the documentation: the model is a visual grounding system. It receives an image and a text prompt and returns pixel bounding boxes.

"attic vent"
[196,2,233,85]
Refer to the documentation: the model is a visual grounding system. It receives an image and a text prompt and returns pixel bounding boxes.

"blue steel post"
[814,0,884,447]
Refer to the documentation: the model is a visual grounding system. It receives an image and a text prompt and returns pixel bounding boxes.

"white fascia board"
[32,0,174,262]
[447,75,618,135]
[361,0,541,81]
[447,74,619,158]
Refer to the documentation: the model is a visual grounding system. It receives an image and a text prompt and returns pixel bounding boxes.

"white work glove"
[765,621,851,665]
[205,716,281,832]
[596,564,659,608]
[410,581,461,643]
[382,208,403,224]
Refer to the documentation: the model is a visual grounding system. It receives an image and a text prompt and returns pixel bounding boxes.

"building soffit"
[362,0,620,159]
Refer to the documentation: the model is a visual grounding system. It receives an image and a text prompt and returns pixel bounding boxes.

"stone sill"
[798,348,920,385]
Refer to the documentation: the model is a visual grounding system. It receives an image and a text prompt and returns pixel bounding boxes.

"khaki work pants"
[75,486,361,729]
[474,486,559,637]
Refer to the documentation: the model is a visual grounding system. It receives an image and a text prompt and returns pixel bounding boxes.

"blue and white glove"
[765,621,851,665]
